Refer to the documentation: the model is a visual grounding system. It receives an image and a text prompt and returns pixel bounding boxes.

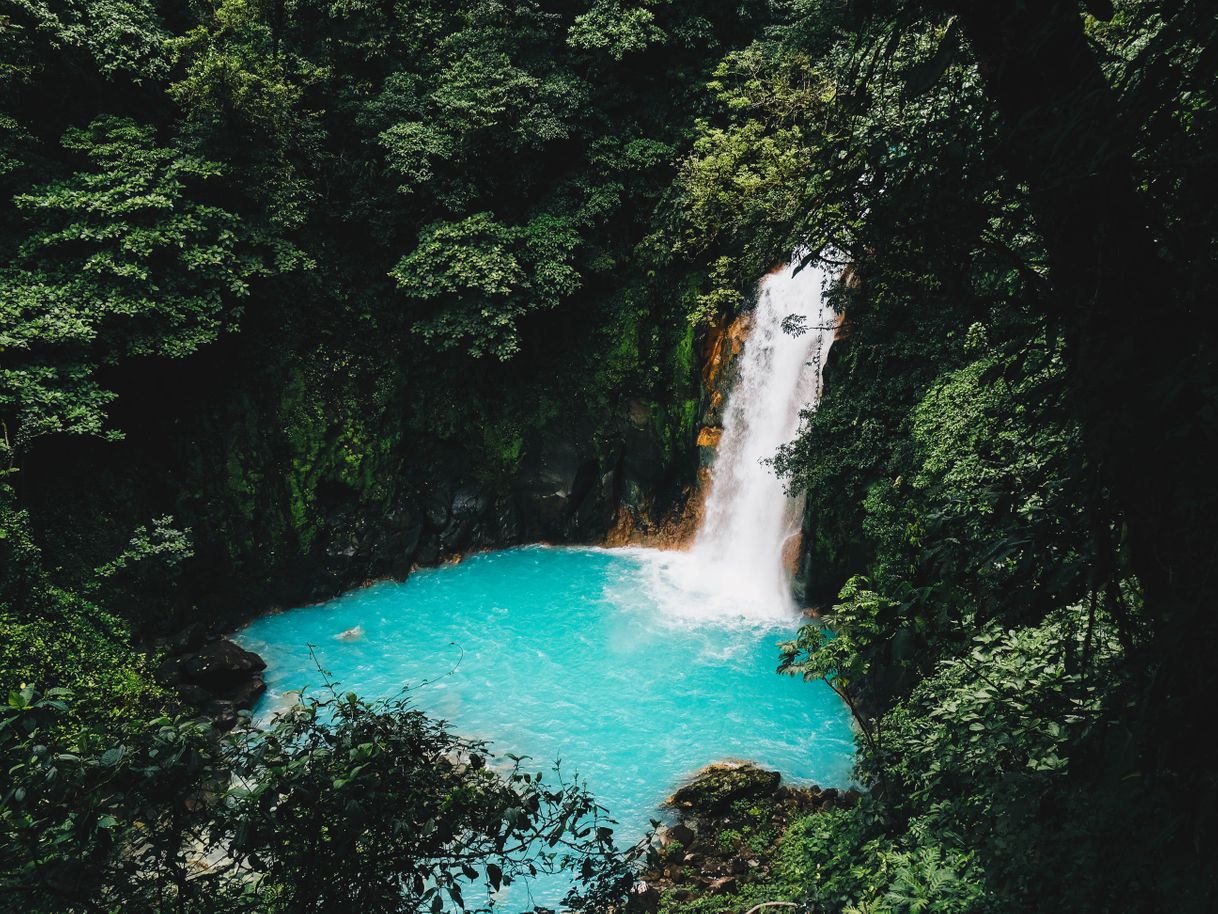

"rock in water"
[227,675,267,711]
[666,760,782,814]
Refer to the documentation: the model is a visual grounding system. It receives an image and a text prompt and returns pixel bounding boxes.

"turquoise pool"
[238,545,855,905]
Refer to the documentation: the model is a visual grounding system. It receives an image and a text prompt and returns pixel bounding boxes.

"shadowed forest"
[2,1,1215,912]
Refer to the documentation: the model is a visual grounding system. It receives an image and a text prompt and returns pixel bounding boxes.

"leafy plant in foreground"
[0,682,644,914]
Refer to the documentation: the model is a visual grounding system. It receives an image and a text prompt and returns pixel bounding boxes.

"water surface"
[239,545,855,900]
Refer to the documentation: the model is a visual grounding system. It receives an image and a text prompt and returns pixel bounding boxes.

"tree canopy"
[2,0,1215,911]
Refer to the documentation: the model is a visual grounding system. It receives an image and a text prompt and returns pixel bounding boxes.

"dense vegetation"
[3,0,760,634]
[0,0,767,907]
[2,0,1215,912]
[657,1,1217,912]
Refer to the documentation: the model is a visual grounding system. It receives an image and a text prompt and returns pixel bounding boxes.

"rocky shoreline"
[639,761,860,908]
[152,626,267,730]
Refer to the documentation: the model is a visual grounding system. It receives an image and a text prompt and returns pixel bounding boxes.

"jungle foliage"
[656,0,1217,912]
[1,682,640,913]
[2,0,1215,912]
[1,0,768,909]
[2,0,767,631]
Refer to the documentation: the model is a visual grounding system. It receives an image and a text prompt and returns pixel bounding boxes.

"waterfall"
[629,259,834,623]
[684,260,835,614]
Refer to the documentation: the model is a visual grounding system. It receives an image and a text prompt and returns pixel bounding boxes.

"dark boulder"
[172,683,213,707]
[154,652,191,686]
[661,822,696,848]
[181,639,266,692]
[630,881,661,912]
[162,622,208,655]
[226,674,267,711]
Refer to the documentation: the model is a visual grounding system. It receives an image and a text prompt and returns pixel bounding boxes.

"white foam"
[601,548,795,629]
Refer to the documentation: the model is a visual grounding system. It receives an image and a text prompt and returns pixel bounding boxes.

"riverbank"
[643,762,862,912]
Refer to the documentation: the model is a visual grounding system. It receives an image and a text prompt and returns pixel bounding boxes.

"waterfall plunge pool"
[238,545,855,900]
[238,260,851,906]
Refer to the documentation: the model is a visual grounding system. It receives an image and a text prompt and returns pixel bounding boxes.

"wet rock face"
[299,482,428,604]
[513,436,607,540]
[127,301,731,630]
[701,313,751,429]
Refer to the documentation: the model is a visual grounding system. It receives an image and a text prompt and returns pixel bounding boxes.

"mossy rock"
[666,761,781,815]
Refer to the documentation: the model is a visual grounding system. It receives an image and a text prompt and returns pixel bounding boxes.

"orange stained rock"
[726,313,751,356]
[834,308,851,342]
[604,468,712,551]
[702,312,752,394]
[702,314,728,392]
[781,532,803,576]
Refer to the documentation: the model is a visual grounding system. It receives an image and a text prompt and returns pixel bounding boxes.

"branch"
[743,902,798,914]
